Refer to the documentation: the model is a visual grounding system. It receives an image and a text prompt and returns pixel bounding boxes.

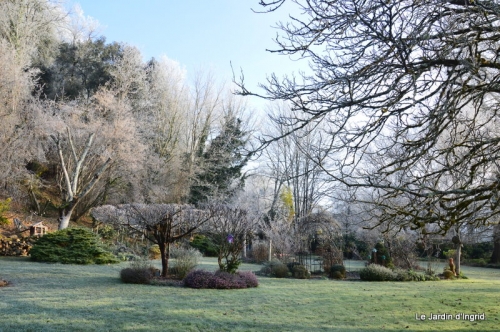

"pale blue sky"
[72,0,309,110]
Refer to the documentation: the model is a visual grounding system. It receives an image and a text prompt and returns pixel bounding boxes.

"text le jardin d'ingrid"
[415,313,485,322]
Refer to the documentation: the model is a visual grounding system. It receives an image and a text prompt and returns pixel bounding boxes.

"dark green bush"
[258,260,289,278]
[96,225,116,240]
[272,263,290,278]
[371,242,392,267]
[189,235,218,257]
[292,265,310,279]
[30,228,119,264]
[359,264,396,281]
[219,259,241,274]
[287,262,301,272]
[329,264,346,279]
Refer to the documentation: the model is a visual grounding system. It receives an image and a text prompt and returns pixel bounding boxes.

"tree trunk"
[218,255,223,270]
[58,202,76,230]
[268,239,272,261]
[454,242,462,276]
[243,237,247,258]
[452,227,462,276]
[158,241,171,278]
[490,224,500,264]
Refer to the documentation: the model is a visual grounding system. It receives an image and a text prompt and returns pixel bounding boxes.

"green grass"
[0,257,499,331]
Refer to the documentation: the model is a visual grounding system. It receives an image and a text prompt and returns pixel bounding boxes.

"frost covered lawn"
[0,257,498,331]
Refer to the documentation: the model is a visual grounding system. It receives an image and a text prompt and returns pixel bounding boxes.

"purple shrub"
[212,271,246,289]
[183,270,259,289]
[183,269,213,289]
[237,271,259,288]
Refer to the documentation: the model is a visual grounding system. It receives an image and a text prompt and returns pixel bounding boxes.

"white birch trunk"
[58,208,74,230]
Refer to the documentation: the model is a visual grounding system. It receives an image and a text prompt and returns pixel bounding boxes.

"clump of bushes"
[259,260,290,278]
[120,260,158,284]
[394,269,439,281]
[292,265,310,279]
[360,264,397,281]
[183,269,259,289]
[329,264,346,279]
[259,260,312,279]
[30,228,119,264]
[360,264,439,281]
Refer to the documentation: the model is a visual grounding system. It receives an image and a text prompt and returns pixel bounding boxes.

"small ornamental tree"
[206,204,254,273]
[92,204,212,277]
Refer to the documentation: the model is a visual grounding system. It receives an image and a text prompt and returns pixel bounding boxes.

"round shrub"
[237,271,259,288]
[292,265,310,279]
[183,269,259,289]
[120,267,154,284]
[30,228,119,264]
[329,264,346,279]
[183,269,213,288]
[359,264,397,281]
[258,260,288,277]
[120,260,159,285]
[211,271,246,289]
[272,263,290,278]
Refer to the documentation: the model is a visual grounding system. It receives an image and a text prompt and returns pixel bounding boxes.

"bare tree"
[181,71,224,200]
[0,0,63,65]
[51,129,111,229]
[92,204,212,277]
[0,0,64,195]
[238,0,500,233]
[258,103,328,256]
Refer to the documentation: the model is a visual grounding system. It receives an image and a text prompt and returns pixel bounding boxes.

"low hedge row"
[359,264,439,281]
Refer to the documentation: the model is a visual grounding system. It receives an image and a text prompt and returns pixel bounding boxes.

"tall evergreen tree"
[189,115,248,204]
